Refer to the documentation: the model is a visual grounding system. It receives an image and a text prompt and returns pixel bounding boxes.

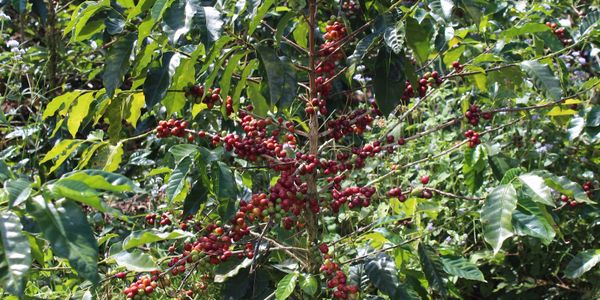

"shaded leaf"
[564,249,600,278]
[418,244,447,296]
[520,60,563,101]
[256,46,297,108]
[5,178,32,207]
[481,184,517,254]
[103,33,136,98]
[441,256,485,282]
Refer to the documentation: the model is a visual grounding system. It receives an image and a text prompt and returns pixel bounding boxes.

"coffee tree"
[1,0,600,299]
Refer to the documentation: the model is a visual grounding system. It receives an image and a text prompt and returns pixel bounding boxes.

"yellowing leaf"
[126,93,145,127]
[104,143,123,172]
[67,92,95,138]
[43,91,84,120]
[564,98,582,105]
[547,106,577,116]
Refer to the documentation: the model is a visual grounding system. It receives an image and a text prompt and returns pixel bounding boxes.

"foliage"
[0,0,600,299]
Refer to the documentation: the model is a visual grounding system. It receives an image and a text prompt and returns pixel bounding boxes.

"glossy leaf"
[520,60,563,101]
[405,16,432,63]
[5,178,32,207]
[518,173,555,206]
[256,46,297,108]
[440,256,486,282]
[365,252,413,299]
[418,244,447,296]
[122,229,193,250]
[103,33,135,98]
[373,48,406,115]
[112,249,158,272]
[27,198,100,283]
[564,249,600,278]
[512,210,555,245]
[275,272,298,300]
[481,184,517,254]
[144,52,181,108]
[0,211,31,296]
[166,156,192,203]
[213,161,238,221]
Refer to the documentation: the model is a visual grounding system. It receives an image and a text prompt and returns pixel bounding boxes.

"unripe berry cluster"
[155,119,189,138]
[342,1,359,14]
[464,129,481,148]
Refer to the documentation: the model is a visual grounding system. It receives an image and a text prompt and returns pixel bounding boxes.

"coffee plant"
[1,0,600,299]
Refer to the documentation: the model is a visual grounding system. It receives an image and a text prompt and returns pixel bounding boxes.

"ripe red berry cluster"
[583,181,594,198]
[145,212,172,226]
[317,18,347,98]
[326,109,375,139]
[184,85,222,109]
[225,95,233,116]
[402,71,443,100]
[464,129,481,148]
[545,22,573,46]
[331,186,376,212]
[387,187,407,202]
[123,274,158,299]
[320,259,358,299]
[155,119,189,138]
[559,194,579,207]
[342,1,359,14]
[451,61,464,73]
[464,104,493,126]
[305,97,329,116]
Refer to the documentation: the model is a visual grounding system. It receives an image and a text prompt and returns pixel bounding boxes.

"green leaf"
[275,12,294,46]
[373,48,407,115]
[256,46,297,108]
[5,178,32,207]
[122,229,193,250]
[65,2,108,40]
[165,57,195,115]
[150,0,174,20]
[219,51,249,101]
[500,167,523,184]
[567,115,585,141]
[0,211,31,296]
[192,6,224,46]
[112,249,158,272]
[183,180,208,217]
[586,106,600,127]
[520,60,563,101]
[166,156,192,203]
[41,140,85,174]
[579,10,600,36]
[512,210,555,245]
[365,253,413,299]
[347,32,381,64]
[27,198,100,283]
[214,257,253,283]
[405,16,432,63]
[275,272,298,300]
[481,184,517,254]
[463,144,487,193]
[61,169,142,193]
[418,244,447,296]
[292,19,309,49]
[542,174,593,204]
[247,81,269,117]
[103,34,135,98]
[232,59,258,110]
[298,274,318,296]
[213,161,238,221]
[384,22,404,54]
[67,92,95,137]
[47,180,116,213]
[248,0,274,36]
[169,144,201,163]
[518,173,555,207]
[144,52,181,108]
[564,249,600,278]
[500,23,551,39]
[441,256,485,282]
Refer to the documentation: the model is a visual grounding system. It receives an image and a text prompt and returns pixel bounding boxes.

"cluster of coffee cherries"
[545,22,573,46]
[386,187,407,202]
[122,274,159,299]
[306,97,329,116]
[184,85,222,109]
[402,71,443,100]
[225,95,234,116]
[451,61,464,73]
[155,119,189,138]
[326,109,375,139]
[331,186,376,212]
[464,129,481,148]
[320,257,358,299]
[559,195,579,207]
[317,17,348,97]
[464,104,492,126]
[342,0,360,14]
[145,212,172,226]
[583,181,594,198]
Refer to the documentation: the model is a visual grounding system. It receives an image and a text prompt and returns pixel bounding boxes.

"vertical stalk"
[46,0,59,95]
[305,0,320,273]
